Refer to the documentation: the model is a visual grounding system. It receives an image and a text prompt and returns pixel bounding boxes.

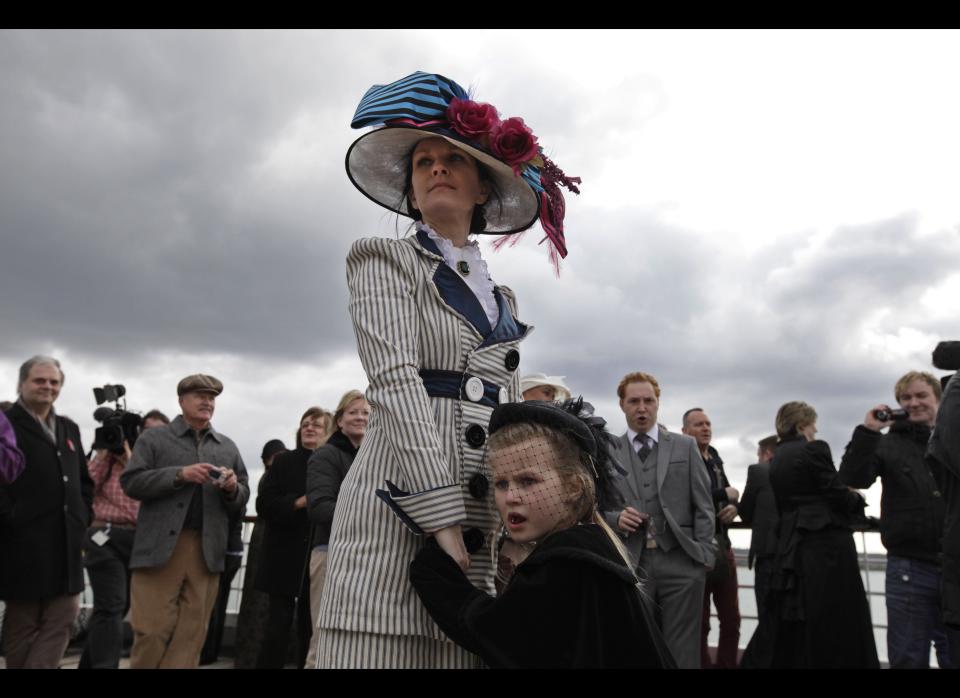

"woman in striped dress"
[316,72,580,668]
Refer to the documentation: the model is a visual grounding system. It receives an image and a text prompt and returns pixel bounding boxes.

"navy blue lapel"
[417,229,492,337]
[415,229,530,346]
[480,289,529,348]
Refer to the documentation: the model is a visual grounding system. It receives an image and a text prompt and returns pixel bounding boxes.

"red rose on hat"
[489,117,539,175]
[446,98,500,142]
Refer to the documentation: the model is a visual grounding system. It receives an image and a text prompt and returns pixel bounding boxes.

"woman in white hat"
[315,72,580,668]
[520,373,572,402]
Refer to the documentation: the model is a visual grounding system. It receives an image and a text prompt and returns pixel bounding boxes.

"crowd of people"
[1,356,957,669]
[2,69,959,670]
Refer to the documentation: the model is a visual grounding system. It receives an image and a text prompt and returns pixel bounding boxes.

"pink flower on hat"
[446,98,500,142]
[490,117,540,175]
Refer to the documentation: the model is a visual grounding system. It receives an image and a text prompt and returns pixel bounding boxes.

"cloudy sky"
[2,29,958,531]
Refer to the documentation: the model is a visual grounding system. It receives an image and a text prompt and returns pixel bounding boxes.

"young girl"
[409,399,675,669]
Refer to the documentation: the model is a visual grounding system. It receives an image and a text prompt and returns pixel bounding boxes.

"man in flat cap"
[121,374,249,668]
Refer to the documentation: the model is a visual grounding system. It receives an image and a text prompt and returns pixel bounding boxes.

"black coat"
[410,523,675,669]
[738,462,779,568]
[0,403,93,599]
[703,445,734,544]
[840,421,944,564]
[305,430,358,546]
[742,437,878,668]
[928,372,960,627]
[254,447,312,598]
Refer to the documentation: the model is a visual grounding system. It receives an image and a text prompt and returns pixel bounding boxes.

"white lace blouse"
[419,222,499,328]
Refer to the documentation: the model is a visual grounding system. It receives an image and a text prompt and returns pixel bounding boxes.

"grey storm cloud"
[1,29,955,493]
[0,30,402,364]
[496,207,954,474]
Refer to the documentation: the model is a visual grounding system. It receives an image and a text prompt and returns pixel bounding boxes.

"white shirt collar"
[626,423,659,445]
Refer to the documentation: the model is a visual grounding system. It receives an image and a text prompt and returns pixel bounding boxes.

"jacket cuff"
[853,424,882,442]
[601,509,623,534]
[376,480,466,535]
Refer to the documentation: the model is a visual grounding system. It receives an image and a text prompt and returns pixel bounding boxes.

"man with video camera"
[120,374,249,669]
[839,369,958,668]
[79,399,169,669]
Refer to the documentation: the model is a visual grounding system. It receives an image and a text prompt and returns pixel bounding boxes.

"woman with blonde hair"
[742,401,879,668]
[303,390,370,668]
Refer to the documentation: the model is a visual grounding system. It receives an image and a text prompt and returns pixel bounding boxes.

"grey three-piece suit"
[605,427,716,668]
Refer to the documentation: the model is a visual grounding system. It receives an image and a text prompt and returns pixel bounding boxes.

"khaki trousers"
[303,548,328,669]
[129,530,220,669]
[1,594,80,668]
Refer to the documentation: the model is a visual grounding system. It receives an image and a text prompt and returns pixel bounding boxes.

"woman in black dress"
[742,401,879,668]
[254,406,331,668]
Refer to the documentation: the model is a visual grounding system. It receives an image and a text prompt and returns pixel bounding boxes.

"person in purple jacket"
[0,409,25,484]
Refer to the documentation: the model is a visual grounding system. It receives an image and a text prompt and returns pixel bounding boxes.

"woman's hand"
[433,525,471,573]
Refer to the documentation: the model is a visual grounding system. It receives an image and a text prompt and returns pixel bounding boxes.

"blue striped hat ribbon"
[351,72,468,129]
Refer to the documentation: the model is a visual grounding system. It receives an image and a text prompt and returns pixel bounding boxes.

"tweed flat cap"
[177,374,223,396]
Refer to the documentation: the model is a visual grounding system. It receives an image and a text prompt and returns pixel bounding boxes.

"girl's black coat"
[254,446,312,597]
[410,523,675,669]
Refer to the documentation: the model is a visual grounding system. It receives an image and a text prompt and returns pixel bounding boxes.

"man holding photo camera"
[839,370,958,668]
[121,374,249,669]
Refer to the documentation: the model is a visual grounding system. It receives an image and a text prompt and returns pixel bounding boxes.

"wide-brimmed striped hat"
[346,72,580,259]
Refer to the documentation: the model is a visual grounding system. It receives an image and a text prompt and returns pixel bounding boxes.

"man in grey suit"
[605,371,716,668]
[121,374,249,668]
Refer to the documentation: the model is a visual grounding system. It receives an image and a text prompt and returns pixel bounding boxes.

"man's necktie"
[635,433,652,462]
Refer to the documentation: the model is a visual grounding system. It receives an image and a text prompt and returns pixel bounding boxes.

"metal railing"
[60,517,895,664]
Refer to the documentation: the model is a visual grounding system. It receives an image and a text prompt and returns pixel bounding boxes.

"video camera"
[92,384,143,453]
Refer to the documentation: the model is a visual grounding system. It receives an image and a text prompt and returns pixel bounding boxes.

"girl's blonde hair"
[486,421,634,572]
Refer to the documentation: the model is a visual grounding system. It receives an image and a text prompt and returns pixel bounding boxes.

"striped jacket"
[318,230,531,638]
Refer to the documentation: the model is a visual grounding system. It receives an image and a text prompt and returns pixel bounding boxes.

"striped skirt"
[316,628,483,669]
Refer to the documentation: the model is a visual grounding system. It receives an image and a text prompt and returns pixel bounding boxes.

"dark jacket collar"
[9,400,57,443]
[890,419,932,442]
[326,429,359,457]
[521,523,638,585]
